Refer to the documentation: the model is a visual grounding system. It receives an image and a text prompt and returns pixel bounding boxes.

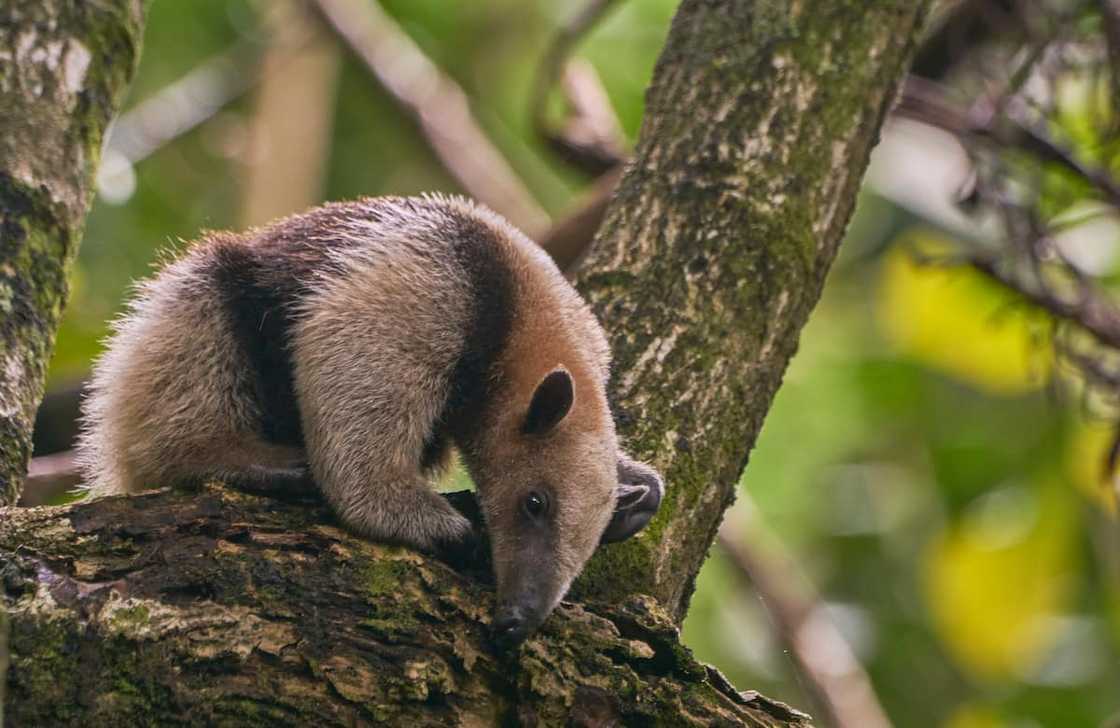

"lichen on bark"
[571,0,933,619]
[0,0,146,505]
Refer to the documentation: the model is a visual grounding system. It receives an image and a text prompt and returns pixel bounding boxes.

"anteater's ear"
[601,457,664,543]
[523,368,574,435]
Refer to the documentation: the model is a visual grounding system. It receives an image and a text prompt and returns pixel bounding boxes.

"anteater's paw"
[430,513,485,571]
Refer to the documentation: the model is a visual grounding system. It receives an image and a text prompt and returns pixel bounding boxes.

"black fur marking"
[420,428,451,472]
[206,241,305,446]
[203,205,370,447]
[438,216,515,445]
[204,201,515,461]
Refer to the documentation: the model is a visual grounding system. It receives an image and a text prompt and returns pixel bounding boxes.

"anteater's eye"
[522,490,549,520]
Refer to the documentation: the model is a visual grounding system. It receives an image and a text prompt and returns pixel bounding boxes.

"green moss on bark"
[572,0,933,619]
[0,0,147,505]
[1,485,811,726]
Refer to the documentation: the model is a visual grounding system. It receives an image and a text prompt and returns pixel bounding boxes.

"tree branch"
[534,19,900,721]
[21,450,79,507]
[570,0,934,620]
[0,604,7,728]
[308,0,549,234]
[106,42,260,166]
[240,0,341,227]
[718,521,893,728]
[538,165,623,273]
[1099,0,1120,129]
[0,0,147,505]
[969,256,1120,350]
[0,484,811,727]
[530,0,628,175]
[896,75,1120,208]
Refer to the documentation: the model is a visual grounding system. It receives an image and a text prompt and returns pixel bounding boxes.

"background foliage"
[41,1,1120,726]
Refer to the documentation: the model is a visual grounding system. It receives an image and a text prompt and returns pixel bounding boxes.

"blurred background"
[25,1,1120,726]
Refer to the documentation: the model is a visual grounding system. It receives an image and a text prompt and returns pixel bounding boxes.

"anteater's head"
[466,366,664,648]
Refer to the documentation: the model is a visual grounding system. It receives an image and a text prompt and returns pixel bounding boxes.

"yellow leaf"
[878,233,1050,395]
[923,481,1077,681]
[943,703,1005,728]
[1065,421,1119,515]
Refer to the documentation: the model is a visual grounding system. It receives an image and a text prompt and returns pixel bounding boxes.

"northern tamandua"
[77,195,664,645]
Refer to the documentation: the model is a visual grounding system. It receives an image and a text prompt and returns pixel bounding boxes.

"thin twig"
[308,0,549,234]
[107,42,261,165]
[1058,337,1120,392]
[897,75,1120,208]
[20,450,80,507]
[969,256,1120,350]
[539,165,623,274]
[965,33,1050,129]
[531,0,628,174]
[718,520,894,728]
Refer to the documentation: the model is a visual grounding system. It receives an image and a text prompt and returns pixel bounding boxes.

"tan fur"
[289,218,476,545]
[459,222,618,608]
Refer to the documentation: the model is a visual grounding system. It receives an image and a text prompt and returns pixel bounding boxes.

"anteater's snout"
[491,604,536,647]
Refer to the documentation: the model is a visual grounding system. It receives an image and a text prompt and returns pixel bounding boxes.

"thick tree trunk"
[571,0,931,619]
[0,0,146,506]
[1,0,930,724]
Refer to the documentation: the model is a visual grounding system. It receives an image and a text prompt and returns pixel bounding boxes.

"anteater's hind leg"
[77,255,308,498]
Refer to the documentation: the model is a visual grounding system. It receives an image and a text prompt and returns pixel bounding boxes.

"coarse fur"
[77,194,663,642]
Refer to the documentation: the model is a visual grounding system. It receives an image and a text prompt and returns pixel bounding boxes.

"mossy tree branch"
[0,0,146,506]
[571,0,932,619]
[1,485,809,726]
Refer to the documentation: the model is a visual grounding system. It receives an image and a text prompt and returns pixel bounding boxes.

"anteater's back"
[77,195,541,505]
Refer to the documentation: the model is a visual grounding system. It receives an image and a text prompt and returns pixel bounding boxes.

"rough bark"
[0,484,808,727]
[0,605,7,727]
[1,0,932,724]
[0,0,146,506]
[569,0,932,619]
